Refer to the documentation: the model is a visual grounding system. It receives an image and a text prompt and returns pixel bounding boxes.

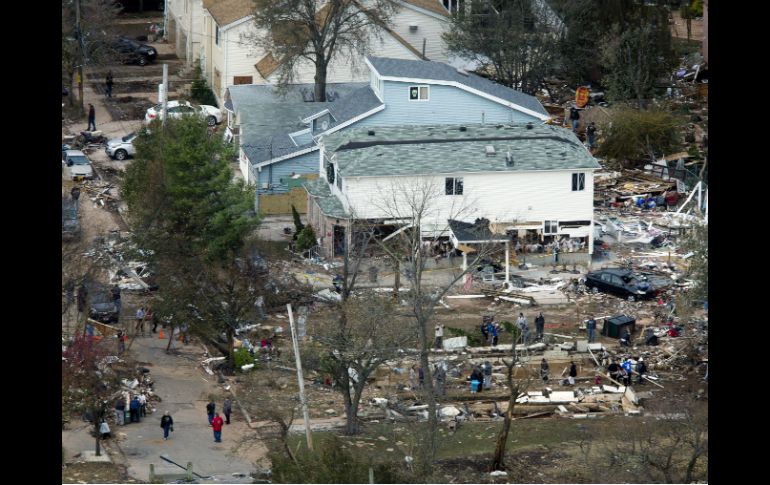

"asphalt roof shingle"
[325,123,601,177]
[366,56,549,118]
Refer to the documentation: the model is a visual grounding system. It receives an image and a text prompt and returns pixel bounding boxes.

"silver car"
[62,150,94,180]
[106,132,137,161]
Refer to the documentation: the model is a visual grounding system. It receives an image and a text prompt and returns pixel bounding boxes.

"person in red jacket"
[212,412,224,443]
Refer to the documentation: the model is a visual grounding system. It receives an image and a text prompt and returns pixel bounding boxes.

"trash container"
[602,314,636,339]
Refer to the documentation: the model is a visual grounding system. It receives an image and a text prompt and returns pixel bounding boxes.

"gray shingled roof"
[227,83,366,164]
[326,123,600,177]
[303,178,349,218]
[327,86,384,129]
[366,56,549,118]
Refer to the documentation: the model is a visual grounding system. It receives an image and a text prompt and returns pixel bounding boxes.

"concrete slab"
[82,450,112,463]
[576,340,589,352]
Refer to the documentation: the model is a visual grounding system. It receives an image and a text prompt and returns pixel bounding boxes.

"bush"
[190,61,218,107]
[233,348,255,371]
[596,108,683,167]
[296,226,317,253]
[291,205,304,240]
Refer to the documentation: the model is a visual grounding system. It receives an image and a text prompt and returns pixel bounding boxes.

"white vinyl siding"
[341,170,594,231]
[391,4,450,62]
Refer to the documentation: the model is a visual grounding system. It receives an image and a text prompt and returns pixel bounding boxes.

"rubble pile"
[82,232,156,291]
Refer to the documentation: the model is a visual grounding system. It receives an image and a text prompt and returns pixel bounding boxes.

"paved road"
[116,335,264,483]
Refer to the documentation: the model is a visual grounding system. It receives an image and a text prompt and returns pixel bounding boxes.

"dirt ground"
[61,462,140,484]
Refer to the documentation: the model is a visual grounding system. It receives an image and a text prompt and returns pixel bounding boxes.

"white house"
[200,0,452,105]
[166,0,204,65]
[305,123,600,260]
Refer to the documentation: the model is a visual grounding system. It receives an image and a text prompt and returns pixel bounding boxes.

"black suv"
[115,37,157,66]
[89,289,120,323]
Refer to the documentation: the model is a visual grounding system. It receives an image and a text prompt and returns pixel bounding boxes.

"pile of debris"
[82,232,157,291]
[81,180,119,212]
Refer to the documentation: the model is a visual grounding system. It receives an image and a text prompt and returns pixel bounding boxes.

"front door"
[333,225,345,257]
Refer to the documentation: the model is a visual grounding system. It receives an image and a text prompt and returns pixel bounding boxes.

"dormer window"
[409,85,429,101]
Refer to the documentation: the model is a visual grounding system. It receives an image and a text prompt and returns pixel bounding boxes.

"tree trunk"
[392,258,400,301]
[227,326,235,366]
[345,382,365,435]
[492,367,517,470]
[166,323,176,351]
[314,57,327,102]
[416,309,438,477]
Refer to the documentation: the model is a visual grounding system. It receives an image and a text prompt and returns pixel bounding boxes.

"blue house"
[226,56,550,214]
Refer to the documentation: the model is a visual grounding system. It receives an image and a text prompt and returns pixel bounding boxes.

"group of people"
[607,357,647,386]
[468,361,493,393]
[156,398,235,443]
[480,317,501,346]
[113,393,148,427]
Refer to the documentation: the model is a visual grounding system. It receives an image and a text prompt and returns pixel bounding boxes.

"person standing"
[87,104,96,131]
[129,396,140,423]
[621,359,633,386]
[111,284,122,316]
[212,413,224,443]
[586,121,597,148]
[138,393,147,417]
[105,71,114,98]
[117,330,125,354]
[636,358,647,385]
[586,316,597,343]
[114,397,126,426]
[70,186,81,201]
[135,307,146,337]
[160,411,174,440]
[434,323,444,350]
[408,365,418,390]
[99,420,111,440]
[569,106,580,132]
[516,313,529,344]
[568,361,577,386]
[490,322,499,347]
[480,318,489,343]
[535,312,545,341]
[608,359,621,384]
[540,358,550,383]
[223,398,232,425]
[434,364,446,397]
[206,401,216,426]
[482,361,493,390]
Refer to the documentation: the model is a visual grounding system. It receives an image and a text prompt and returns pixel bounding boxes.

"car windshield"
[151,104,162,112]
[122,132,136,142]
[69,156,89,165]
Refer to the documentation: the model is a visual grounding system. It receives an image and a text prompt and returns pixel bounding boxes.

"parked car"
[584,268,659,301]
[62,198,80,241]
[62,149,94,180]
[106,132,137,160]
[144,100,223,126]
[114,36,157,66]
[90,293,120,323]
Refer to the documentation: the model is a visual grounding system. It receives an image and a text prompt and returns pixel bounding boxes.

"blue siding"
[354,81,540,127]
[256,150,319,196]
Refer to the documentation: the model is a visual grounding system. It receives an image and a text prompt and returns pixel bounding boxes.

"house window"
[445,177,463,195]
[326,162,335,184]
[409,85,429,101]
[233,76,253,85]
[544,220,558,234]
[215,25,220,46]
[572,173,585,191]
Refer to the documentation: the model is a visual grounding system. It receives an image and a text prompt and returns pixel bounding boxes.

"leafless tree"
[246,0,399,101]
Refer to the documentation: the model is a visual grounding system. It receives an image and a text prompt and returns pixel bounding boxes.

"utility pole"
[75,0,85,112]
[162,63,169,127]
[287,304,313,451]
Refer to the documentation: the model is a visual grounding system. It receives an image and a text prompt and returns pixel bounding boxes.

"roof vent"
[367,130,376,136]
[459,126,467,132]
[485,145,496,156]
[505,151,513,166]
[526,123,534,130]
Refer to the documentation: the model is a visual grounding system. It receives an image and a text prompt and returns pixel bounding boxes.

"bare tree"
[368,179,498,475]
[491,327,537,471]
[247,0,399,101]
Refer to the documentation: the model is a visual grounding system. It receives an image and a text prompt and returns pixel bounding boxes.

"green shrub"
[291,205,304,240]
[296,226,317,253]
[233,348,255,371]
[190,61,218,107]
